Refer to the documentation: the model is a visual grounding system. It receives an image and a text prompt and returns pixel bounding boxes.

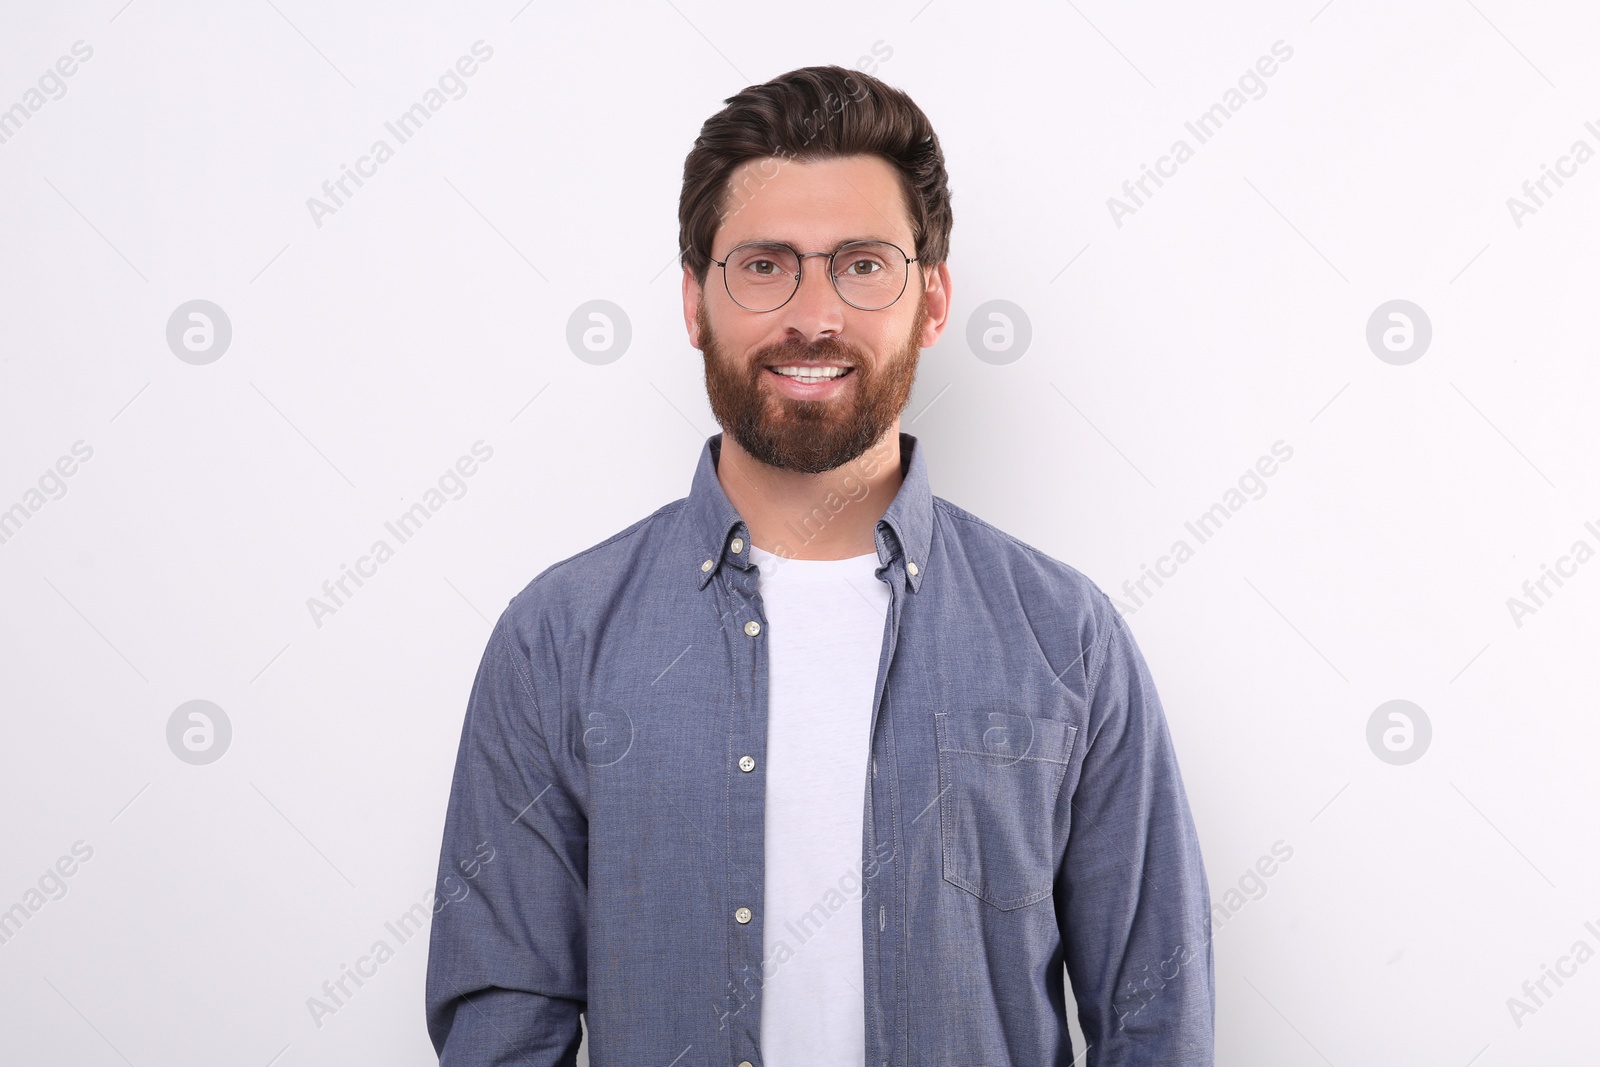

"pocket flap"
[935,711,1077,766]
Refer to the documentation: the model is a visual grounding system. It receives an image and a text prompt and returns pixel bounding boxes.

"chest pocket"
[935,710,1078,911]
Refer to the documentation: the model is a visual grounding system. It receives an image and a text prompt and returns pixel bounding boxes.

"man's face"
[684,154,950,474]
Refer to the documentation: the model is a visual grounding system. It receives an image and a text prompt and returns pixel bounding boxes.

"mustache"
[753,337,864,368]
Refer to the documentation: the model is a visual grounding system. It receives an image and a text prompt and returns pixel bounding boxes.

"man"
[426,65,1213,1066]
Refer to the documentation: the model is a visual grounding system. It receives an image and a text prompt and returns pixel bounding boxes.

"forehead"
[715,153,913,251]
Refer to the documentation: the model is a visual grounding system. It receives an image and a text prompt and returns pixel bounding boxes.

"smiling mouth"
[766,365,854,385]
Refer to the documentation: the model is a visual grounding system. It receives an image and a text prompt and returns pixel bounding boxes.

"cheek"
[716,324,768,360]
[878,314,920,351]
[704,302,752,348]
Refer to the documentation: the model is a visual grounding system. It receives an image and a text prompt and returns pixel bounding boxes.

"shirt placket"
[711,521,910,1067]
[863,521,909,1067]
[719,528,769,1067]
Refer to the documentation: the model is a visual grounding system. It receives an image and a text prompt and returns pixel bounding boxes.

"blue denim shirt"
[425,431,1214,1066]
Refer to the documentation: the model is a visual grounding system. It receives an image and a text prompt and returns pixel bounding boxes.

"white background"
[2,1,1598,1064]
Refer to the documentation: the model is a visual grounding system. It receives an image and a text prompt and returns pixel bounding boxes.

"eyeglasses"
[709,240,919,312]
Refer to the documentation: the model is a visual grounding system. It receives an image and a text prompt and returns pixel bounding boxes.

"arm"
[425,612,588,1065]
[1056,601,1214,1066]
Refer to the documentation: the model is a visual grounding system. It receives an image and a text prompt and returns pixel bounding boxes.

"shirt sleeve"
[425,611,588,1065]
[1055,600,1215,1066]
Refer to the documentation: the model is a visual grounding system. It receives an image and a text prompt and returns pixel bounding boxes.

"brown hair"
[678,64,952,287]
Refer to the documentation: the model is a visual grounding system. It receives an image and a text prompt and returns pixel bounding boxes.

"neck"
[714,423,904,560]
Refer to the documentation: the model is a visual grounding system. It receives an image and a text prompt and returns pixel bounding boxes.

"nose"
[777,253,846,341]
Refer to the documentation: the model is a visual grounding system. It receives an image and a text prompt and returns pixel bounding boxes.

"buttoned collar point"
[687,431,932,595]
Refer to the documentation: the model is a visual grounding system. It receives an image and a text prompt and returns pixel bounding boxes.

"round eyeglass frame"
[709,239,920,312]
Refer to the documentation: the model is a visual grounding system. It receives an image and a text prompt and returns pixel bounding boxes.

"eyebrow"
[731,236,895,248]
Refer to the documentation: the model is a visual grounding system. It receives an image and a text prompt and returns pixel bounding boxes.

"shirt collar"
[686,431,932,594]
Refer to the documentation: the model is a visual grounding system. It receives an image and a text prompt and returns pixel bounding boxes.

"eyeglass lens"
[722,242,908,311]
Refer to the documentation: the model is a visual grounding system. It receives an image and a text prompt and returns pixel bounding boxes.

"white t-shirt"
[749,542,892,1067]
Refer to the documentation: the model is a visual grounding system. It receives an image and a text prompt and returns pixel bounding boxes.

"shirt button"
[739,755,756,772]
[734,906,752,924]
[744,620,761,637]
[907,560,919,576]
[738,1061,754,1067]
[731,537,744,553]
[701,558,714,572]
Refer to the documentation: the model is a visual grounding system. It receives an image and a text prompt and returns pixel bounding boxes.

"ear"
[683,265,705,349]
[917,260,953,349]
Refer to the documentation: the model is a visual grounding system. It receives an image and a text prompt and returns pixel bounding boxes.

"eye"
[834,249,892,277]
[732,250,790,277]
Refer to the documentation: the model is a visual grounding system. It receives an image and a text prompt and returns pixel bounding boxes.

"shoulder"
[495,497,691,640]
[931,494,1125,675]
[932,496,1112,610]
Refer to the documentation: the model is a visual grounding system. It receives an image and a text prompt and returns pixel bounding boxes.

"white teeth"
[772,365,848,383]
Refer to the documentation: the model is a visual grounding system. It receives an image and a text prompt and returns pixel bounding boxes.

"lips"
[763,363,855,397]
[767,364,854,383]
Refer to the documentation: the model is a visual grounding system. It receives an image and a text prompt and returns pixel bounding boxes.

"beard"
[698,289,926,474]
